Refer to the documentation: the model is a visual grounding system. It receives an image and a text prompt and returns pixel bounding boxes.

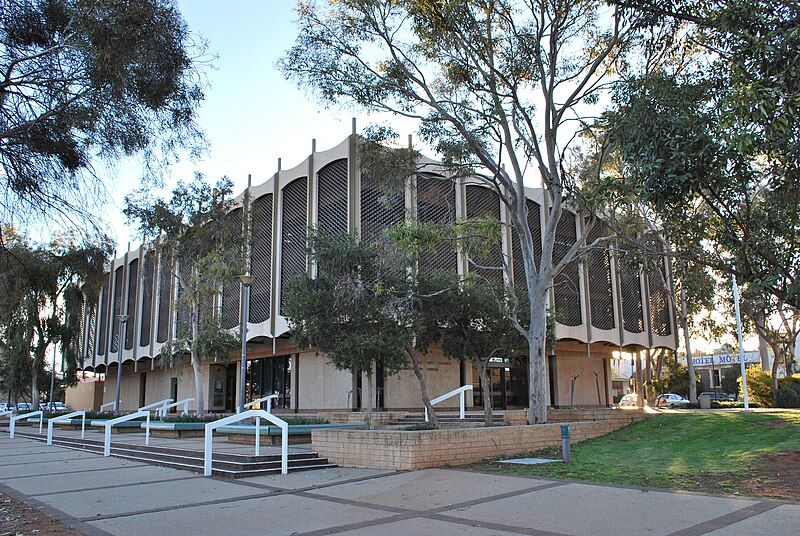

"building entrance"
[245,355,292,409]
[473,360,528,409]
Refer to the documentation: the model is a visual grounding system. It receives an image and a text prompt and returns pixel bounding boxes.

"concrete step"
[14,431,337,478]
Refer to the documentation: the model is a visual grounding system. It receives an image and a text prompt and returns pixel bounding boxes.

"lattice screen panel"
[618,246,645,333]
[110,267,124,353]
[96,279,109,355]
[86,304,96,363]
[417,174,457,275]
[176,259,193,335]
[511,200,543,293]
[221,209,243,330]
[360,171,404,244]
[125,259,138,350]
[156,252,173,343]
[465,185,503,286]
[317,159,349,235]
[250,193,273,323]
[280,178,308,316]
[553,211,582,326]
[139,252,154,347]
[649,257,672,336]
[586,223,615,331]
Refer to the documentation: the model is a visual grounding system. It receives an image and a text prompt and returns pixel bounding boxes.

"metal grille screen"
[317,159,348,235]
[97,279,109,355]
[250,194,273,323]
[417,174,457,275]
[139,252,154,347]
[511,199,542,292]
[649,258,672,336]
[176,259,192,333]
[221,209,243,330]
[553,211,582,326]
[618,246,645,333]
[465,185,503,286]
[156,252,173,343]
[125,259,138,350]
[86,305,96,362]
[110,267,123,353]
[586,223,615,331]
[280,178,308,315]
[360,172,404,244]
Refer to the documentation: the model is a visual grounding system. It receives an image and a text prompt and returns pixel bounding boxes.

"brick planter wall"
[312,410,650,470]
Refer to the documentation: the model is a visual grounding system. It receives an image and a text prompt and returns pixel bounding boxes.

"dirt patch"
[765,419,792,429]
[689,451,800,501]
[0,492,82,535]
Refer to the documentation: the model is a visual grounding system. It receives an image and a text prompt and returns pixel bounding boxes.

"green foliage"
[652,357,700,399]
[283,230,410,379]
[740,367,774,407]
[776,385,800,409]
[0,0,206,229]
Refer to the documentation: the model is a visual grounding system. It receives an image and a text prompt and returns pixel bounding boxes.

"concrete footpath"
[1,435,798,536]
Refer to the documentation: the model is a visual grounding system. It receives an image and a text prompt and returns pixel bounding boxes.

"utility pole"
[238,275,252,413]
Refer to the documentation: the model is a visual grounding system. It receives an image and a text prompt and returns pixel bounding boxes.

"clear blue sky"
[104,0,415,249]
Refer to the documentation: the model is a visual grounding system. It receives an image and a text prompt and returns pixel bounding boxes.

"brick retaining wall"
[312,409,650,470]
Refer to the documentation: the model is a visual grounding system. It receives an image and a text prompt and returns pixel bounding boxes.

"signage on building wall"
[691,352,761,368]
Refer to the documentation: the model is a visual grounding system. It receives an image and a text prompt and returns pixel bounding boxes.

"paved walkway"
[1,435,798,536]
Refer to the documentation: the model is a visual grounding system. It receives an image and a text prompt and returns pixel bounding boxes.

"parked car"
[39,402,69,413]
[619,393,647,407]
[655,393,690,408]
[0,402,8,412]
[699,391,734,402]
[15,402,32,411]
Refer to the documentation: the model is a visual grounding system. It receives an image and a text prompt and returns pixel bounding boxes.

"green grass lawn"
[471,412,800,499]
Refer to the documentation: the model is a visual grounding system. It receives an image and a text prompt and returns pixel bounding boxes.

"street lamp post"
[114,315,129,413]
[238,275,253,413]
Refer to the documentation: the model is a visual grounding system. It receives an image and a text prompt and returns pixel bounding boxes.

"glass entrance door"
[473,364,528,409]
[245,356,292,409]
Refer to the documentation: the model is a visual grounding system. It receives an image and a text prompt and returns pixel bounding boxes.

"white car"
[656,393,690,408]
[619,393,647,407]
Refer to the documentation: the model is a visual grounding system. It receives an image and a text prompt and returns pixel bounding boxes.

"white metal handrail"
[104,411,151,456]
[9,411,44,438]
[424,385,473,422]
[139,398,173,413]
[99,401,118,412]
[241,394,279,413]
[156,398,194,418]
[47,411,86,445]
[204,409,288,476]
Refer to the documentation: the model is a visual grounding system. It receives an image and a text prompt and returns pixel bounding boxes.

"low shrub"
[776,384,800,408]
[405,423,436,431]
[159,413,328,425]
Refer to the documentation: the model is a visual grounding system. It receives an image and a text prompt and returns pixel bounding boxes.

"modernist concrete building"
[76,129,677,414]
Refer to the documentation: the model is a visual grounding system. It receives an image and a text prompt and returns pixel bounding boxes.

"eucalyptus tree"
[0,0,206,234]
[280,0,645,423]
[0,228,109,405]
[124,178,244,415]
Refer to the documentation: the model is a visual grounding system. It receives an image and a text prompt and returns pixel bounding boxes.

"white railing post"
[138,398,173,414]
[47,410,86,445]
[155,398,194,418]
[425,385,473,422]
[99,401,118,412]
[9,411,43,438]
[242,394,279,413]
[103,411,151,456]
[203,409,288,476]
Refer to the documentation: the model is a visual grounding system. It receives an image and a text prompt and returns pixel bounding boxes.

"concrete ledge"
[312,411,651,470]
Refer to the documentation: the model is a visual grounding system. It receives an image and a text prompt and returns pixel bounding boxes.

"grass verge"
[470,411,800,500]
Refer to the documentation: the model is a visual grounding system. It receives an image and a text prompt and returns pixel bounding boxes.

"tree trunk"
[527,292,549,424]
[771,347,780,407]
[190,304,205,415]
[476,360,493,426]
[407,348,439,429]
[364,364,374,429]
[680,285,697,403]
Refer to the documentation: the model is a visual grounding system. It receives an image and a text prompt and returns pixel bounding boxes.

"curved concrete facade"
[77,131,676,411]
